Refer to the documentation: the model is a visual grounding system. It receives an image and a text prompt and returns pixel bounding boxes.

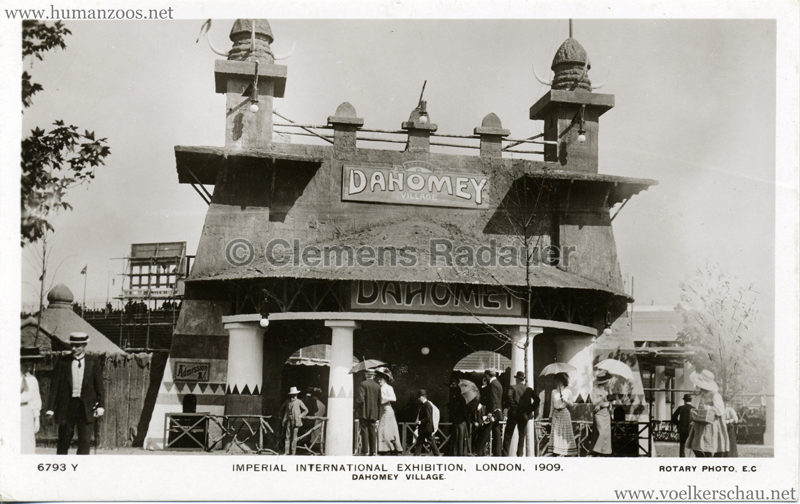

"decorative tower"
[214,19,287,149]
[402,101,437,154]
[529,36,613,173]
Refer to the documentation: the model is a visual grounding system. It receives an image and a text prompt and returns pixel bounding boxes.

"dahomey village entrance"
[144,19,655,456]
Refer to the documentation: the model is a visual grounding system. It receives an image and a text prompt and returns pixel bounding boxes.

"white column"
[324,320,359,456]
[508,325,542,457]
[555,334,594,400]
[222,314,265,415]
[674,366,685,405]
[654,365,667,421]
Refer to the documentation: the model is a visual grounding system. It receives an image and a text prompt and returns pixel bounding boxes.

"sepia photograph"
[1,2,798,502]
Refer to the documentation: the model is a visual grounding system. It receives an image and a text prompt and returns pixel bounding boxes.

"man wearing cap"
[355,369,381,455]
[477,369,504,456]
[671,393,695,457]
[279,386,308,455]
[503,371,536,456]
[45,332,104,455]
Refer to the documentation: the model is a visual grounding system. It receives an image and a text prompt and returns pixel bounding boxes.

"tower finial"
[569,19,573,38]
[228,19,275,64]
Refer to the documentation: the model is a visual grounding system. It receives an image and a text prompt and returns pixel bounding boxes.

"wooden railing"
[164,413,328,454]
[164,413,278,454]
[164,414,652,456]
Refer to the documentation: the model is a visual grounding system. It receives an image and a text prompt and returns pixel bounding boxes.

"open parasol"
[595,359,634,381]
[349,359,387,374]
[539,362,576,376]
[458,378,479,403]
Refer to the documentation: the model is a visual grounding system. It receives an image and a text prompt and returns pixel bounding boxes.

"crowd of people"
[21,340,751,459]
[350,368,542,456]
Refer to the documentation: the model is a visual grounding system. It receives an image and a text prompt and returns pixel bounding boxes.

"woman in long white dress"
[20,353,42,454]
[376,374,403,454]
[550,372,577,456]
[589,372,613,456]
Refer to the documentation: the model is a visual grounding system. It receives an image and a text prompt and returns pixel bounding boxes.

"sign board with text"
[349,280,522,316]
[174,361,210,381]
[342,162,490,209]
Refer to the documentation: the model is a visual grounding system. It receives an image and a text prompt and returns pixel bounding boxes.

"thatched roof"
[189,218,629,297]
[21,285,125,355]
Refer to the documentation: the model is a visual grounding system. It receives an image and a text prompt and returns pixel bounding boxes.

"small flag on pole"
[80,265,87,275]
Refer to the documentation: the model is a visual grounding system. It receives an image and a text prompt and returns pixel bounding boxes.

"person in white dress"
[376,370,403,454]
[20,349,42,454]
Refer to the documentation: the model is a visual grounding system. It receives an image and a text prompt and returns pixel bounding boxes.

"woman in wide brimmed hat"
[685,369,730,457]
[589,371,613,456]
[374,367,402,454]
[549,372,577,456]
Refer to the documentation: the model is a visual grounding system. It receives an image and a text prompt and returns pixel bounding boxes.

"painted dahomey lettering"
[342,164,489,209]
[350,280,521,316]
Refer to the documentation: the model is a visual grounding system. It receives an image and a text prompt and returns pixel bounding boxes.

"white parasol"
[539,362,576,376]
[595,359,634,381]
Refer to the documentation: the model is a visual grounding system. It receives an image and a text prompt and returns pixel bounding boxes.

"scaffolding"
[112,242,193,351]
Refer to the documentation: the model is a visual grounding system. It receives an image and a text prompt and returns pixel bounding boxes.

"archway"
[280,344,358,405]
[451,350,512,397]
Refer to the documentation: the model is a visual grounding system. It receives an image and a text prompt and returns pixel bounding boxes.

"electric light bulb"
[602,327,612,336]
[259,317,269,328]
[419,115,428,123]
[421,346,430,355]
[249,102,260,113]
[578,133,587,143]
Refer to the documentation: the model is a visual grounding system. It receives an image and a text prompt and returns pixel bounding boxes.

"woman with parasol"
[589,371,614,456]
[375,367,403,454]
[542,362,577,457]
[685,369,730,457]
[589,358,633,456]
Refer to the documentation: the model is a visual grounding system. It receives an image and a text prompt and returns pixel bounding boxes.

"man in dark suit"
[45,332,104,455]
[413,389,440,455]
[503,371,537,456]
[671,393,695,457]
[477,369,504,456]
[355,369,381,455]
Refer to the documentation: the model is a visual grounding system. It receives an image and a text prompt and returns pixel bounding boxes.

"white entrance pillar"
[324,320,359,456]
[654,365,667,421]
[508,325,542,457]
[222,314,266,415]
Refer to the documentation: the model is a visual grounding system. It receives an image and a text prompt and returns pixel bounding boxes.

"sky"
[15,19,775,340]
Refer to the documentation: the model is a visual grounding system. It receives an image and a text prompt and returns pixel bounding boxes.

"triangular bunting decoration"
[163,382,173,392]
[241,384,251,395]
[209,383,220,394]
[252,385,260,395]
[328,386,335,398]
[337,386,346,398]
[198,383,208,394]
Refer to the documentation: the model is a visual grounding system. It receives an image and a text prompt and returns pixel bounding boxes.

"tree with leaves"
[677,264,767,400]
[21,20,111,246]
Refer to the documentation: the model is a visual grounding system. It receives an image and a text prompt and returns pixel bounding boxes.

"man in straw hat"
[671,393,695,457]
[44,332,104,455]
[279,386,308,455]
